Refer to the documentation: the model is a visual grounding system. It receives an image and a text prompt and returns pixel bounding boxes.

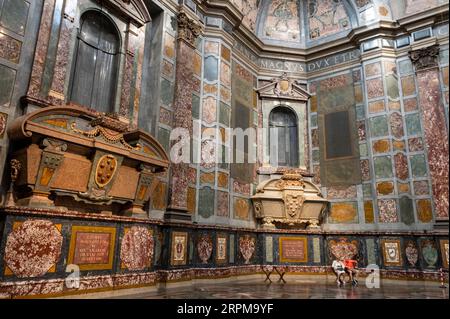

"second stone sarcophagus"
[252,170,328,229]
[6,106,169,218]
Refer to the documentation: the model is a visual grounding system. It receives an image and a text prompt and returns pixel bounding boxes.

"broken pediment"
[257,73,311,102]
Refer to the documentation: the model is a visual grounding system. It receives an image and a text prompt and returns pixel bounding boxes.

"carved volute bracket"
[409,45,440,72]
[177,10,203,48]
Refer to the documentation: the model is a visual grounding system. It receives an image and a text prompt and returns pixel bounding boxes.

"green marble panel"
[157,126,171,152]
[198,187,215,218]
[405,113,422,136]
[229,234,235,263]
[310,113,318,127]
[399,60,413,75]
[312,149,320,163]
[192,94,200,119]
[369,116,389,138]
[374,156,393,179]
[410,154,427,177]
[386,74,400,100]
[204,56,218,81]
[0,0,29,35]
[363,183,373,198]
[356,104,365,120]
[161,78,174,106]
[366,238,376,265]
[359,143,368,157]
[399,196,415,225]
[0,64,15,107]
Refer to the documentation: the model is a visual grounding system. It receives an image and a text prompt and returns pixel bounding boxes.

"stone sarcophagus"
[252,171,328,229]
[6,106,169,218]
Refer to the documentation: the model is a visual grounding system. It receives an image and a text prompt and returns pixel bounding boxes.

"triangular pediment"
[257,73,311,102]
[107,0,151,27]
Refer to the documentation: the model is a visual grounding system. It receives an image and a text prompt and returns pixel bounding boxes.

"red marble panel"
[217,191,229,217]
[4,220,63,278]
[394,153,409,180]
[416,69,449,219]
[390,112,404,139]
[408,137,424,152]
[366,78,384,99]
[378,199,399,223]
[50,0,77,98]
[27,0,56,97]
[168,40,197,210]
[0,32,21,63]
[120,226,154,271]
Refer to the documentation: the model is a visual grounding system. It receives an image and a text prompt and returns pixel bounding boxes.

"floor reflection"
[108,278,449,299]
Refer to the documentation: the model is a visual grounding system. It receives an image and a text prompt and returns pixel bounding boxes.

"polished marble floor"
[102,277,448,299]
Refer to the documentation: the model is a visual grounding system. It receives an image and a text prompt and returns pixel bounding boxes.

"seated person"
[343,259,358,286]
[331,260,346,286]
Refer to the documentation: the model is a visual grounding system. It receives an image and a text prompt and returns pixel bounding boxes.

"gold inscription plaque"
[279,237,308,263]
[68,226,116,271]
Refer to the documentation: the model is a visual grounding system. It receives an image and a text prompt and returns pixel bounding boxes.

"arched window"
[70,11,120,113]
[269,106,299,167]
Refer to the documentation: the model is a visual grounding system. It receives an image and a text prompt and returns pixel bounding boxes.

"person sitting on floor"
[343,259,359,286]
[332,260,346,287]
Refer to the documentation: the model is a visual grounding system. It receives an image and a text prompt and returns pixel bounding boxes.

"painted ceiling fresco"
[230,0,261,31]
[404,0,448,15]
[229,0,448,45]
[264,0,301,42]
[307,0,351,40]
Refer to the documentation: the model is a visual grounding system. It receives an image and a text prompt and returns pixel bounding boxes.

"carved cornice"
[409,44,440,72]
[177,10,203,47]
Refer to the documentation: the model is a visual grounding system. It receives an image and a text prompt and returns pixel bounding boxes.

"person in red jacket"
[343,259,358,286]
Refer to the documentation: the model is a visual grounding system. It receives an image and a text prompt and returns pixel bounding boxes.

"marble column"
[410,45,449,230]
[165,10,202,222]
